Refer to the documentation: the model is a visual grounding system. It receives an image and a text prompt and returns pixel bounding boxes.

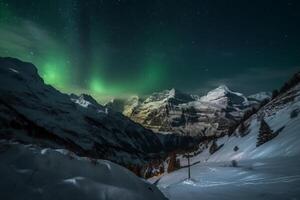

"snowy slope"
[152,157,300,200]
[248,91,271,103]
[0,57,165,168]
[198,83,300,163]
[0,140,167,200]
[150,76,300,200]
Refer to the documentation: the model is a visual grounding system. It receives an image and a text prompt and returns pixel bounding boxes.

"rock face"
[108,85,270,137]
[0,57,167,167]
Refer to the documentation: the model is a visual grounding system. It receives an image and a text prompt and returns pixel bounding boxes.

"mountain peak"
[167,88,185,99]
[200,85,249,107]
[200,85,231,102]
[79,94,100,106]
[168,88,176,97]
[139,88,194,107]
[216,84,230,91]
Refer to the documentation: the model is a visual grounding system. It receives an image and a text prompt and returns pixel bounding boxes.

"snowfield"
[154,157,300,200]
[150,83,300,200]
[0,141,167,200]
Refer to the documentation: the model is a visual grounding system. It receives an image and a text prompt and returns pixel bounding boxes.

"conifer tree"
[257,119,274,147]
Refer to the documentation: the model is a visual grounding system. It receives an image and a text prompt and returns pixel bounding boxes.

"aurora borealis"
[0,0,300,102]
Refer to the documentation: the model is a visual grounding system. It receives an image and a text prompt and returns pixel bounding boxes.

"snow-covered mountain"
[0,57,168,170]
[180,76,300,163]
[108,85,269,137]
[248,91,272,104]
[0,140,167,200]
[199,85,249,108]
[149,72,300,200]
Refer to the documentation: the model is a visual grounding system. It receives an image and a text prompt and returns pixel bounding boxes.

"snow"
[8,67,19,73]
[200,85,230,102]
[168,88,176,98]
[71,95,92,108]
[110,85,254,136]
[153,157,300,200]
[0,141,167,200]
[200,85,248,106]
[248,92,271,102]
[150,84,300,200]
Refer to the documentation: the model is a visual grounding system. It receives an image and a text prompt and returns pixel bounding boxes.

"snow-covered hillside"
[0,57,165,168]
[0,140,167,200]
[149,74,300,200]
[194,81,300,163]
[108,85,269,137]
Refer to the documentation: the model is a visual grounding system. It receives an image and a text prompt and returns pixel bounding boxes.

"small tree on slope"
[256,118,278,147]
[167,152,180,173]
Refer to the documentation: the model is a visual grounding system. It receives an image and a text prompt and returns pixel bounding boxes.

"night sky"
[0,0,300,102]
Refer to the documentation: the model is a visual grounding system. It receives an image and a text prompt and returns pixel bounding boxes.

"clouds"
[0,20,64,61]
[0,19,72,92]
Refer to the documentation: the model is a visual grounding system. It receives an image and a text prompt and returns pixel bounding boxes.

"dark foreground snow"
[0,141,167,200]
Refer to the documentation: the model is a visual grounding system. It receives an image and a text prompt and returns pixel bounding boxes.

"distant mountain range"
[1,57,299,200]
[2,56,299,181]
[107,85,271,137]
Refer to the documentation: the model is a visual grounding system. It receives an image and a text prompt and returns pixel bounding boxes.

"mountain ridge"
[0,57,167,170]
[107,85,271,137]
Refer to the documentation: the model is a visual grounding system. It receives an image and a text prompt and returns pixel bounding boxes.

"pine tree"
[257,119,275,147]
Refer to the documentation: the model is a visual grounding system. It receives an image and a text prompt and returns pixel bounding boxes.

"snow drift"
[0,141,167,200]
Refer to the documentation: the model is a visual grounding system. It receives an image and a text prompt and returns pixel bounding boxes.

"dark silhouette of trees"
[272,89,279,99]
[257,119,278,147]
[272,72,300,100]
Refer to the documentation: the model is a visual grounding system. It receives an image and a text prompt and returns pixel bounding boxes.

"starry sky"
[0,0,300,102]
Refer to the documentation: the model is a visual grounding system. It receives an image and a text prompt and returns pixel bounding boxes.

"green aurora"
[1,0,300,102]
[0,3,167,102]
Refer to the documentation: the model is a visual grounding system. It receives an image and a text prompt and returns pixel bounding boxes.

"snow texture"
[0,141,167,200]
[149,83,300,200]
